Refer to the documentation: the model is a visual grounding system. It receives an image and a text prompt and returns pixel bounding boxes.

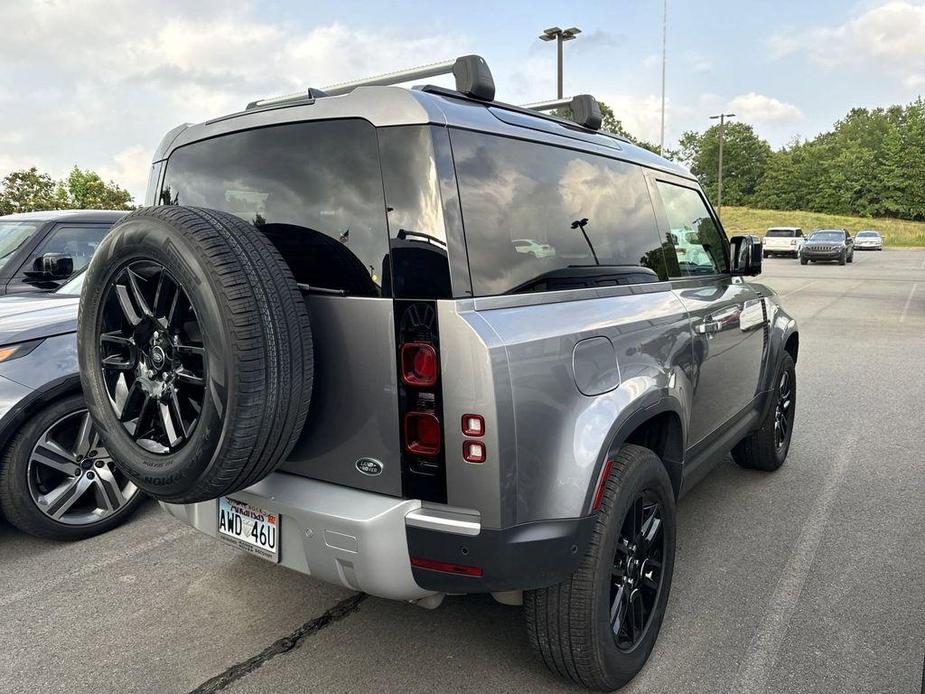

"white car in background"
[855,230,883,250]
[762,227,804,258]
[512,238,555,258]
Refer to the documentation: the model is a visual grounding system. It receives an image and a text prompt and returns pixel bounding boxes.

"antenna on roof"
[521,94,603,131]
[322,55,495,101]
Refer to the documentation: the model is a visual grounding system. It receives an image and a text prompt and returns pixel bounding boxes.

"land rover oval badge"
[355,458,383,476]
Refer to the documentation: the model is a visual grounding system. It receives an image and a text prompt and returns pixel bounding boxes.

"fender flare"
[0,374,83,455]
[583,394,687,512]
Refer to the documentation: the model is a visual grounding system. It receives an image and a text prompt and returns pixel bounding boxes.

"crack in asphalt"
[188,592,368,693]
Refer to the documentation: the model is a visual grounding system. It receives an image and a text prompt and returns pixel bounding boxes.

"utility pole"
[660,0,668,155]
[709,112,735,217]
[539,26,581,99]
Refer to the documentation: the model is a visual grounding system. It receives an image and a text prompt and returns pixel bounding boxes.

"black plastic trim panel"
[407,515,596,593]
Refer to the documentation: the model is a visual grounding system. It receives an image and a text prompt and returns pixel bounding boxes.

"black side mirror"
[730,235,762,276]
[26,253,74,281]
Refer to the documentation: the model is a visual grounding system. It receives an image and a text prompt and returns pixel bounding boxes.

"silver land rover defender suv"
[75,56,799,690]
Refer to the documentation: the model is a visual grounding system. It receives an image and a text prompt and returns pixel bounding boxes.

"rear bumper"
[161,472,436,601]
[161,471,594,600]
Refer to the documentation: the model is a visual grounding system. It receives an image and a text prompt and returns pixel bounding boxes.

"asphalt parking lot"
[2,248,923,694]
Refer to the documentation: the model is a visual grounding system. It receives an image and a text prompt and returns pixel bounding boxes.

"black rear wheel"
[525,445,676,690]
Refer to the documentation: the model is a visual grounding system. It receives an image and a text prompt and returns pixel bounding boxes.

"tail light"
[401,342,438,387]
[405,411,442,456]
[463,440,486,463]
[395,300,446,503]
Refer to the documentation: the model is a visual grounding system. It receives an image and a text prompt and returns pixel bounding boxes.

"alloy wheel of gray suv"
[0,394,143,540]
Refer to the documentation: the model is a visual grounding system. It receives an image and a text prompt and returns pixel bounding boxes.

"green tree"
[63,166,134,210]
[677,122,772,207]
[0,167,67,215]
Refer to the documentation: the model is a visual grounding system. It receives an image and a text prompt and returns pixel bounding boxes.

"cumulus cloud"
[0,0,469,200]
[769,1,925,83]
[728,92,803,124]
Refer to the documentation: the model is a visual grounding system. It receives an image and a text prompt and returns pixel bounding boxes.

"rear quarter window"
[161,119,389,297]
[450,130,667,296]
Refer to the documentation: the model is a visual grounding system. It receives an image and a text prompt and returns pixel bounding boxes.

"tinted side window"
[162,120,389,297]
[655,182,729,276]
[24,224,108,274]
[451,130,666,296]
[378,126,451,299]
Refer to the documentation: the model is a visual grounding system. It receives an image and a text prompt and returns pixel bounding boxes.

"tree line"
[672,98,925,221]
[0,166,134,216]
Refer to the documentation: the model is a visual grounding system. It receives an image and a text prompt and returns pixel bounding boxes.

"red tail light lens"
[411,557,483,577]
[404,411,442,456]
[401,342,438,387]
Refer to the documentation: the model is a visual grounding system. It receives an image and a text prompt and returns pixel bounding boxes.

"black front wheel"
[733,351,796,471]
[525,445,676,690]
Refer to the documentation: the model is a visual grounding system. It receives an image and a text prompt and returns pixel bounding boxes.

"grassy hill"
[720,206,925,247]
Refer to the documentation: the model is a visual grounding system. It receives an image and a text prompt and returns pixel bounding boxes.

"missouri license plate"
[218,497,280,562]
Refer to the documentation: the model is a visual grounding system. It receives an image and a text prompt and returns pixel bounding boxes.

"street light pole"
[539,26,581,99]
[660,0,668,155]
[709,112,735,217]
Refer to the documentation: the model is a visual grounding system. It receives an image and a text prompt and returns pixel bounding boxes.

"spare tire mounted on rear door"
[77,206,313,503]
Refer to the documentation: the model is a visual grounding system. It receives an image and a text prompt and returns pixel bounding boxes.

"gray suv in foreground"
[74,56,799,690]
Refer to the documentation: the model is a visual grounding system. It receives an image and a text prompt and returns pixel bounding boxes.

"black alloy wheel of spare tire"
[77,206,313,503]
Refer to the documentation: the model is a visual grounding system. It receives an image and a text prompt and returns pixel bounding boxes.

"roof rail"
[245,87,329,111]
[522,94,603,131]
[322,54,494,101]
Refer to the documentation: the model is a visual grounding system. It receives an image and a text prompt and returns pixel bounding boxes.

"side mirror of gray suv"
[730,234,762,276]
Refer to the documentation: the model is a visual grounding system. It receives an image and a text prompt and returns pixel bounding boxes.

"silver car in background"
[855,229,883,250]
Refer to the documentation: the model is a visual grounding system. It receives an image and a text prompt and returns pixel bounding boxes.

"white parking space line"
[780,280,819,298]
[731,432,857,694]
[899,282,918,323]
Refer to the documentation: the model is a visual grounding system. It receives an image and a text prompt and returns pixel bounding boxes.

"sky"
[2,0,924,202]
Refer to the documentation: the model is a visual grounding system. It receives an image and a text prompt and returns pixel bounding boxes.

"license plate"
[218,497,280,562]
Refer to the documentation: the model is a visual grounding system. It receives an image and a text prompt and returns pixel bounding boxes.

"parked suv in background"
[74,56,799,691]
[801,228,854,265]
[0,211,123,294]
[762,226,804,258]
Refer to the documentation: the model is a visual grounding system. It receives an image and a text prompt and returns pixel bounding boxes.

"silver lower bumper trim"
[161,472,443,601]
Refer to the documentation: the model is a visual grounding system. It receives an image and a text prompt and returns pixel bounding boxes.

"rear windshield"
[451,130,666,296]
[0,221,40,273]
[857,231,880,237]
[161,119,389,296]
[766,229,796,238]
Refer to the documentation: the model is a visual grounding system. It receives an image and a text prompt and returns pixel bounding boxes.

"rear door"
[159,118,405,497]
[649,175,765,447]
